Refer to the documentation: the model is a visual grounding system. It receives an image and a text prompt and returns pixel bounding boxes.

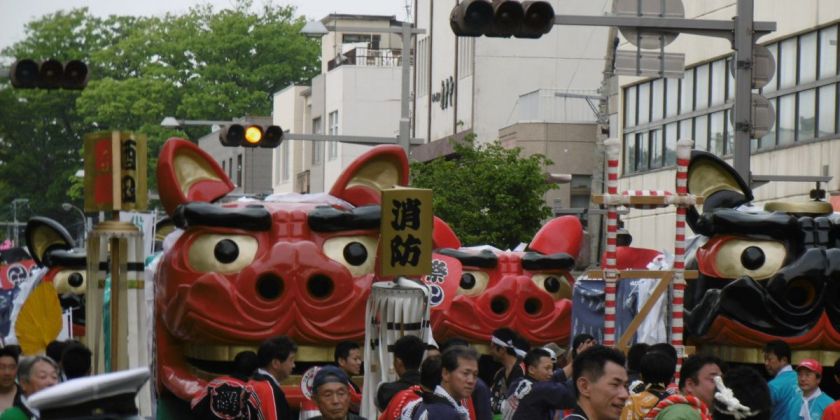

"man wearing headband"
[311,366,366,420]
[489,329,528,415]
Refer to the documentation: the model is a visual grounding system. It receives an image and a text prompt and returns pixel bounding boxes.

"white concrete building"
[613,1,840,251]
[272,14,406,194]
[410,0,611,159]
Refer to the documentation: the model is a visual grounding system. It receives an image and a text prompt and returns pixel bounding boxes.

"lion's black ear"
[687,150,753,231]
[25,217,75,266]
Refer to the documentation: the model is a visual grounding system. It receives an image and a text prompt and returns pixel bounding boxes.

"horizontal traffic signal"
[10,59,89,89]
[450,0,555,38]
[219,124,283,148]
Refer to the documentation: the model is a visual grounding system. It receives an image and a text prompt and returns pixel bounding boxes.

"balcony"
[327,47,408,70]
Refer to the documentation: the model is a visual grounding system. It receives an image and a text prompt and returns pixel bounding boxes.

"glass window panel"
[652,79,664,121]
[818,84,837,137]
[710,112,725,155]
[780,38,797,89]
[726,110,737,154]
[650,129,664,169]
[797,89,816,140]
[799,32,817,84]
[711,60,726,106]
[727,57,736,99]
[624,133,636,174]
[820,26,838,78]
[763,44,779,93]
[778,94,796,145]
[681,68,694,112]
[694,115,709,151]
[666,78,679,117]
[625,86,637,128]
[759,98,778,149]
[665,123,678,165]
[638,82,651,124]
[679,118,693,141]
[695,64,710,109]
[636,132,650,171]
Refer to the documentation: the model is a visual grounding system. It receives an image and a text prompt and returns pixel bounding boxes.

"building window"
[328,110,339,160]
[570,175,592,208]
[624,85,637,127]
[236,154,243,187]
[779,37,797,89]
[818,84,837,137]
[819,25,838,78]
[281,140,290,181]
[342,33,380,49]
[778,94,796,145]
[797,89,816,140]
[312,117,323,165]
[417,37,429,96]
[622,22,840,176]
[458,37,474,78]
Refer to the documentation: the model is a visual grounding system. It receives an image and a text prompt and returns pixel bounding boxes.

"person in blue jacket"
[795,359,834,420]
[764,340,799,420]
[501,348,576,420]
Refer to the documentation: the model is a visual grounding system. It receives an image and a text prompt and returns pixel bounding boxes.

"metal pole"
[732,0,754,183]
[12,203,17,246]
[399,21,412,154]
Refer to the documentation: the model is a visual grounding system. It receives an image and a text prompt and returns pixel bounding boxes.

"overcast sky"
[0,0,409,51]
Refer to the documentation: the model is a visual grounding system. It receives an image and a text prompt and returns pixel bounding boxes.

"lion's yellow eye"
[53,270,86,295]
[187,234,258,274]
[323,236,378,276]
[531,274,572,300]
[457,271,489,296]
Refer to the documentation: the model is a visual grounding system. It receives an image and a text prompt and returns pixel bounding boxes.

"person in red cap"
[823,358,840,420]
[796,359,834,420]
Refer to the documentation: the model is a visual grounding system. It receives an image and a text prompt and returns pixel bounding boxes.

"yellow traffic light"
[244,126,263,144]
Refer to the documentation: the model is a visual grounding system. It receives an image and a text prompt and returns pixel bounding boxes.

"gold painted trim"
[696,344,840,366]
[688,159,743,203]
[97,279,144,289]
[764,201,832,215]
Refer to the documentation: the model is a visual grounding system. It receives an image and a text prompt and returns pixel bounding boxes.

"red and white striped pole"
[603,138,621,347]
[673,138,693,372]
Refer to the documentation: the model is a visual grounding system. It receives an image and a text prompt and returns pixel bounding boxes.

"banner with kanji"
[379,188,433,277]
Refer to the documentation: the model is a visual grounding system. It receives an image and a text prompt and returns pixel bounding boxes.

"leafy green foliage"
[0,2,319,227]
[410,135,555,249]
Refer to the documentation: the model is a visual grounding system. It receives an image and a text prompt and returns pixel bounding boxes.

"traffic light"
[450,0,555,38]
[219,124,283,148]
[10,59,89,89]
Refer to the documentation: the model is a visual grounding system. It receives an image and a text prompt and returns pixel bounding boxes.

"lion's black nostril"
[256,274,283,300]
[785,278,816,308]
[307,275,334,299]
[68,273,84,288]
[524,298,541,315]
[491,297,509,314]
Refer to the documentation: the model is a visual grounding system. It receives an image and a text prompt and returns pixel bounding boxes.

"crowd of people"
[226,331,840,420]
[0,339,92,419]
[1,333,839,419]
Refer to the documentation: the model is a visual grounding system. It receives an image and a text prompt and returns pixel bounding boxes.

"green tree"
[0,2,319,229]
[410,136,555,249]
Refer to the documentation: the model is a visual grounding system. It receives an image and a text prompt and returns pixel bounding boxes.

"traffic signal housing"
[10,59,89,89]
[450,0,555,38]
[219,124,283,148]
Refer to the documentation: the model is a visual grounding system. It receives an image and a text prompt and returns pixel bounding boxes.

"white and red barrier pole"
[603,138,621,347]
[673,138,693,373]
